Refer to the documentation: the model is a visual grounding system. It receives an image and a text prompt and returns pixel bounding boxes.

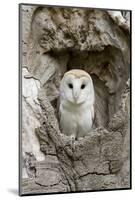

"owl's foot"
[70,135,76,151]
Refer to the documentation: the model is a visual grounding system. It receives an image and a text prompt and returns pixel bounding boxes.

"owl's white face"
[60,69,94,105]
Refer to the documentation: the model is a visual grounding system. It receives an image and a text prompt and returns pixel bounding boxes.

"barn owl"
[59,69,95,140]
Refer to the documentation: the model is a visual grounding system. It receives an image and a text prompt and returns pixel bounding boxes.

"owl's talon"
[70,135,75,151]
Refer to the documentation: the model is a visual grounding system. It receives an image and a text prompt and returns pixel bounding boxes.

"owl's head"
[60,69,94,105]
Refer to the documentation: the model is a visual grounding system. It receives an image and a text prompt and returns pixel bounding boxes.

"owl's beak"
[73,91,79,102]
[73,83,80,102]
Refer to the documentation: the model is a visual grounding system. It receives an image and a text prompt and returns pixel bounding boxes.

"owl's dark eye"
[81,84,86,89]
[68,83,73,89]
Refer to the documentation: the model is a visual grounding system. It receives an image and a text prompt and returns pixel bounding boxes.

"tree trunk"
[20,5,131,195]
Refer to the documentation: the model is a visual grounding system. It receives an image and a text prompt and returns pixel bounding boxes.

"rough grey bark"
[20,5,131,195]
